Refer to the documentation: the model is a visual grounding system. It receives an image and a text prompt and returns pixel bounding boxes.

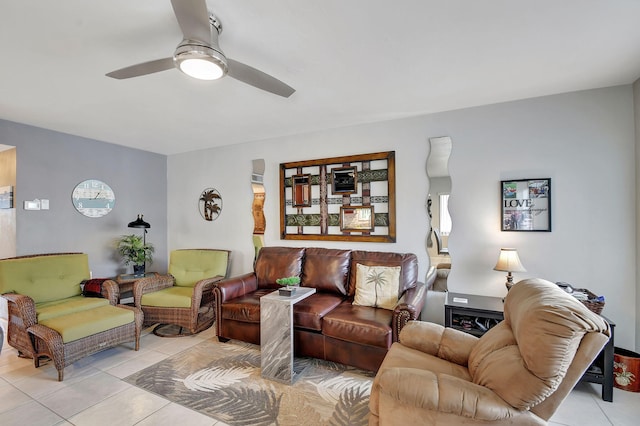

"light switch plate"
[24,200,40,210]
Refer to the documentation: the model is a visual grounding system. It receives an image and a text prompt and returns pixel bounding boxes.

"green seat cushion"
[36,296,110,321]
[39,305,134,343]
[169,249,228,287]
[141,286,193,308]
[0,254,90,303]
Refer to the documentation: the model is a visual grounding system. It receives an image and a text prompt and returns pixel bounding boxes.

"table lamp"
[493,248,526,292]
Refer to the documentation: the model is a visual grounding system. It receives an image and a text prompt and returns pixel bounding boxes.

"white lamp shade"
[493,248,526,273]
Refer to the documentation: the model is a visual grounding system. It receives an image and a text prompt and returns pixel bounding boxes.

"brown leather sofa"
[369,278,611,425]
[213,246,427,371]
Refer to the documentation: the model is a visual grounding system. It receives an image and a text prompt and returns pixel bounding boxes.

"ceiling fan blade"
[227,59,295,98]
[171,0,211,43]
[106,58,175,79]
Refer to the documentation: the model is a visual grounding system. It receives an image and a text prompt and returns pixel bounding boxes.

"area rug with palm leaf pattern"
[125,339,374,425]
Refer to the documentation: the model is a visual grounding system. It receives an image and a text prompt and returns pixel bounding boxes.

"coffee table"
[260,287,316,384]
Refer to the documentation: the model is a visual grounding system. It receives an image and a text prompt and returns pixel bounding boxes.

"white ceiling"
[2,1,640,156]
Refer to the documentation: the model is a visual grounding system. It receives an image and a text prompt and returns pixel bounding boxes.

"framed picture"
[340,205,374,231]
[0,185,14,209]
[280,151,396,243]
[331,166,357,194]
[501,178,551,232]
[291,174,312,207]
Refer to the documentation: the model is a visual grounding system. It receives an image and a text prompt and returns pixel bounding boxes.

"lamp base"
[504,272,515,292]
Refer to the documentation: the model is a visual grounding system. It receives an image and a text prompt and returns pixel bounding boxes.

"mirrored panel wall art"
[280,151,395,242]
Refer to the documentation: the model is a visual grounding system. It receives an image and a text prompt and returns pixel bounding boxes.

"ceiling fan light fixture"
[179,57,224,80]
[174,43,228,80]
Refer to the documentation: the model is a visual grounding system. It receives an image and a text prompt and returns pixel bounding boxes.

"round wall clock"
[72,179,116,218]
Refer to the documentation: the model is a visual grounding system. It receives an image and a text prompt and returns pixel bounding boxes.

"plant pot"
[614,347,640,392]
[279,287,296,296]
[133,264,145,277]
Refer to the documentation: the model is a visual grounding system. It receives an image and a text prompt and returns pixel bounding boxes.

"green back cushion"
[0,254,90,303]
[36,295,109,321]
[169,249,229,287]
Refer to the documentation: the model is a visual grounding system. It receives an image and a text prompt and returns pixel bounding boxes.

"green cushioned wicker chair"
[0,253,143,381]
[133,249,230,336]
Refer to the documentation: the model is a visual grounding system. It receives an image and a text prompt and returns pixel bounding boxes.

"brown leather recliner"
[369,278,611,425]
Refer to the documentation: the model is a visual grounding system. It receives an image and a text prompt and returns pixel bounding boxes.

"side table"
[260,287,316,384]
[444,292,615,402]
[445,292,504,337]
[114,272,159,303]
[580,315,615,402]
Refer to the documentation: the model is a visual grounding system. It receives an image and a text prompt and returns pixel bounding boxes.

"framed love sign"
[501,178,551,232]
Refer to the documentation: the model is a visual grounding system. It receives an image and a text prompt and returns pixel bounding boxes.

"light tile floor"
[1,321,639,426]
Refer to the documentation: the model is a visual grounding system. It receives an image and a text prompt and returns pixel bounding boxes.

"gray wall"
[168,85,637,350]
[0,119,168,277]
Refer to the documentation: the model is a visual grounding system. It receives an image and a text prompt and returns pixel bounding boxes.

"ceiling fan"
[106,0,295,98]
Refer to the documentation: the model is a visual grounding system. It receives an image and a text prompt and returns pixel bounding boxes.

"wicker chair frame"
[133,249,230,335]
[29,304,142,381]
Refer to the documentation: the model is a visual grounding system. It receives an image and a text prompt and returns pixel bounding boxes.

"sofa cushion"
[39,305,135,343]
[379,341,472,383]
[169,249,229,287]
[301,248,351,296]
[36,296,110,321]
[221,289,275,323]
[141,286,193,308]
[322,301,393,349]
[348,251,418,297]
[353,264,401,310]
[293,293,344,331]
[255,247,305,288]
[0,253,90,304]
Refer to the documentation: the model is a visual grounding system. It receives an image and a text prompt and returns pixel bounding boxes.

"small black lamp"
[128,214,151,244]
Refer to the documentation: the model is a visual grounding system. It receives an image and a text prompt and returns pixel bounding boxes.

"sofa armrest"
[392,281,427,341]
[133,274,175,307]
[101,280,120,305]
[190,275,225,309]
[2,293,37,327]
[376,367,519,422]
[213,272,258,303]
[194,275,225,292]
[28,323,64,365]
[399,321,478,366]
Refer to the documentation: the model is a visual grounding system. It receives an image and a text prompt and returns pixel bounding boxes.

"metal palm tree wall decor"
[199,188,223,221]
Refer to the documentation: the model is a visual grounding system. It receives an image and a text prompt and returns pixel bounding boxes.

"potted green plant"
[116,234,154,276]
[276,276,300,296]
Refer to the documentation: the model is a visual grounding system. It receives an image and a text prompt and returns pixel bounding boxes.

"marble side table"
[260,287,316,384]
